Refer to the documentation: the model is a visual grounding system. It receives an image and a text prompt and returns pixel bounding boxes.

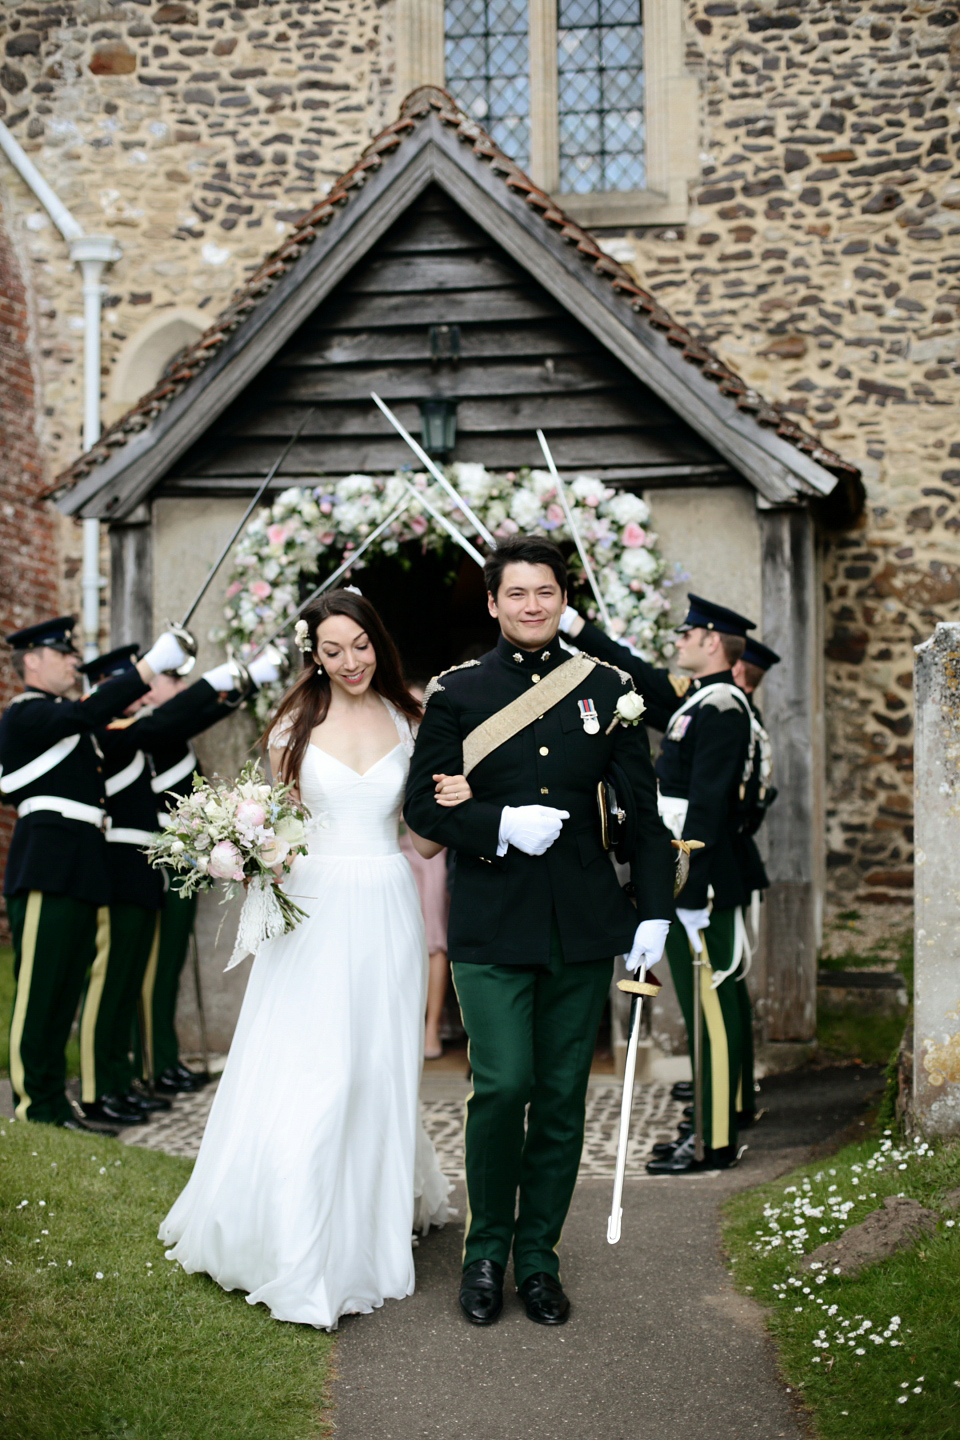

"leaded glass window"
[557,0,644,194]
[445,0,531,170]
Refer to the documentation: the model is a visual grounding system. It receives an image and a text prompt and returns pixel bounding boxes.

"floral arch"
[218,464,681,722]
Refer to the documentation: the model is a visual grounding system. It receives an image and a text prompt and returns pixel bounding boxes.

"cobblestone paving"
[123,1079,687,1177]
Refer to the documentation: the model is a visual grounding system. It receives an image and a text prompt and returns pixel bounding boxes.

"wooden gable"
[160,186,730,498]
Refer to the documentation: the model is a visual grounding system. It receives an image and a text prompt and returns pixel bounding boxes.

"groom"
[405,535,675,1326]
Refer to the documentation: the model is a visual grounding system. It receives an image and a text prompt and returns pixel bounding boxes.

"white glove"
[497,804,569,857]
[202,662,238,692]
[626,918,671,972]
[248,653,280,686]
[558,605,580,636]
[676,906,711,954]
[142,632,188,676]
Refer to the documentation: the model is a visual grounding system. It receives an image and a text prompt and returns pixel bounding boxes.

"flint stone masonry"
[913,622,960,1135]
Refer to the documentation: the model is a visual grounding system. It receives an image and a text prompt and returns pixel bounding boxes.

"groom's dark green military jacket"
[404,633,675,968]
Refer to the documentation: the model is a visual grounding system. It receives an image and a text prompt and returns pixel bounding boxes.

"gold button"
[539,746,549,756]
[537,714,544,720]
[531,674,541,683]
[540,786,549,795]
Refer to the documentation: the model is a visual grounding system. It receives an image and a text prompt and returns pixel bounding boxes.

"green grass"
[0,1116,333,1439]
[0,945,79,1080]
[724,1130,960,1439]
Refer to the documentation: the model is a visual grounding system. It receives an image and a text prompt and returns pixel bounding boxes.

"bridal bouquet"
[145,761,310,968]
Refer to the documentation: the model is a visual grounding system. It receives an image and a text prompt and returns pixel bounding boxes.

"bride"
[159,590,463,1328]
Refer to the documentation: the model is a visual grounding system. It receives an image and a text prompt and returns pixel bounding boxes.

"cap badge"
[578,698,600,735]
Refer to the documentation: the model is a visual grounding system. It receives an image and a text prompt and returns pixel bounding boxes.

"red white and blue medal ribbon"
[578,698,600,735]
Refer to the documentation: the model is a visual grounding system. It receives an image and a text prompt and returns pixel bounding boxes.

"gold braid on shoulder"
[422,658,481,704]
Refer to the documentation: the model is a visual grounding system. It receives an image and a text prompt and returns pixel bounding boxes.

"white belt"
[151,748,196,793]
[0,733,81,793]
[106,826,157,846]
[657,792,688,840]
[105,750,145,797]
[17,794,106,829]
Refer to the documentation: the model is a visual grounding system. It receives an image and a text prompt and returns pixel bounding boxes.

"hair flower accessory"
[294,618,311,653]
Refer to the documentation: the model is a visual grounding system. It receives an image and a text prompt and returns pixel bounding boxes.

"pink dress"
[399,830,450,954]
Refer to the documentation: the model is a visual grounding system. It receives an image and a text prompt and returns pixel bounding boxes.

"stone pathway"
[122,1071,688,1177]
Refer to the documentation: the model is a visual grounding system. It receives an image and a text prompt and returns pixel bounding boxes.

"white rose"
[259,834,290,868]
[615,692,646,725]
[275,814,305,844]
[510,488,543,528]
[606,492,650,525]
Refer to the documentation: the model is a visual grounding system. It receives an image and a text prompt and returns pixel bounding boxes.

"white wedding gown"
[158,700,451,1329]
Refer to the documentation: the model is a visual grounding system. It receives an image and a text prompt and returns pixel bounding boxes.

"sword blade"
[179,407,315,629]
[371,391,496,547]
[692,938,705,1163]
[607,967,647,1244]
[248,499,410,662]
[536,429,615,635]
[400,479,485,567]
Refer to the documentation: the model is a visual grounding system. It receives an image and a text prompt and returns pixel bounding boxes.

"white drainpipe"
[0,122,120,660]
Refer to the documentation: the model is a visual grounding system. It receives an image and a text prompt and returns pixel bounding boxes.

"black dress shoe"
[682,1104,693,1119]
[82,1095,148,1127]
[518,1273,570,1326]
[154,1067,201,1097]
[459,1259,504,1326]
[670,1080,693,1102]
[122,1088,171,1114]
[58,1115,118,1138]
[645,1134,736,1175]
[175,1062,210,1088]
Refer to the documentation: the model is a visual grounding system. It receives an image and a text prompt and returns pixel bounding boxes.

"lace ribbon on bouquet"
[226,874,291,971]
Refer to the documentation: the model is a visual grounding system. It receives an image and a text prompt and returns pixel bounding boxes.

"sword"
[190,925,211,1080]
[606,838,705,1242]
[246,498,411,662]
[371,391,497,548]
[167,408,316,673]
[692,932,705,1164]
[536,429,614,635]
[607,963,659,1244]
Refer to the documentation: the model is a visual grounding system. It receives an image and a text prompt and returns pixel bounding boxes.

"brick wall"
[0,201,58,940]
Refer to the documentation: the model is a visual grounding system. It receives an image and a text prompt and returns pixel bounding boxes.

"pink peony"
[266,523,289,546]
[320,531,335,546]
[208,840,243,880]
[319,500,333,515]
[236,800,266,830]
[546,503,564,525]
[622,523,646,548]
[410,515,428,536]
[585,494,600,508]
[250,579,272,600]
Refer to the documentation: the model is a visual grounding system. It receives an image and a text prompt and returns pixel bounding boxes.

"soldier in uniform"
[405,535,675,1327]
[561,594,758,1172]
[140,652,279,1097]
[0,618,189,1129]
[76,646,277,1127]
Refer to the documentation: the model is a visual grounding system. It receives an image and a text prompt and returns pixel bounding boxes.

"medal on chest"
[578,698,600,735]
[667,713,692,743]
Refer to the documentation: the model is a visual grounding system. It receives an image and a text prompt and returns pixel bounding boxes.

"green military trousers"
[140,882,196,1079]
[7,891,108,1124]
[735,973,756,1121]
[452,924,612,1286]
[79,903,159,1102]
[665,907,742,1155]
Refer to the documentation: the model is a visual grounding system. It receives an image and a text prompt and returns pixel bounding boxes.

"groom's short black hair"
[484,535,568,598]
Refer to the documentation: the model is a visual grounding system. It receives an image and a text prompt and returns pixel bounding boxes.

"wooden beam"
[280,322,591,366]
[109,507,153,649]
[316,287,561,327]
[346,251,520,292]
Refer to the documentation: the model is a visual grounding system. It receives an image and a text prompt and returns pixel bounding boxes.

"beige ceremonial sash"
[461,653,596,777]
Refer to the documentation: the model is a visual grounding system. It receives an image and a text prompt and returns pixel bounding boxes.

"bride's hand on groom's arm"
[433,773,473,808]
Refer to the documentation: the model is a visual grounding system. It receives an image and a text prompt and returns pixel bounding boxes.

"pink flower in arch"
[546,504,564,525]
[266,523,289,546]
[622,523,646,548]
[250,579,273,600]
[410,515,428,536]
[226,581,243,599]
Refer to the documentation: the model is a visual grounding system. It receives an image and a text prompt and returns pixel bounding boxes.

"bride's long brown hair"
[262,590,421,787]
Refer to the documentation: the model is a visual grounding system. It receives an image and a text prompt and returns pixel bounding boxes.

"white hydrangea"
[510,488,544,528]
[570,475,607,505]
[605,491,650,525]
[620,547,659,581]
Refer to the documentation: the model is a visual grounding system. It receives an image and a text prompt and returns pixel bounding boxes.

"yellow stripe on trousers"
[9,891,42,1122]
[79,908,112,1105]
[697,937,730,1152]
[138,915,161,1080]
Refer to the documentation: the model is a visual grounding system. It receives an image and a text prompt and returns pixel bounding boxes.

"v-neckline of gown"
[308,742,402,780]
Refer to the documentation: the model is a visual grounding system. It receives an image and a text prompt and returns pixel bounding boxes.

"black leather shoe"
[58,1115,118,1137]
[82,1095,148,1127]
[650,1123,692,1157]
[518,1273,570,1326]
[670,1080,693,1102]
[645,1134,736,1175]
[154,1067,201,1096]
[123,1087,171,1113]
[459,1259,504,1326]
[682,1104,693,1120]
[175,1062,210,1088]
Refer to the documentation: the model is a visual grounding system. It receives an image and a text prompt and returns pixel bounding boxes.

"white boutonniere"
[605,691,646,734]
